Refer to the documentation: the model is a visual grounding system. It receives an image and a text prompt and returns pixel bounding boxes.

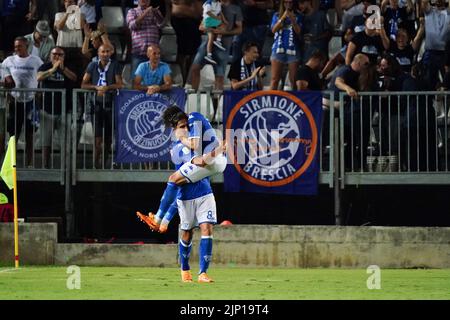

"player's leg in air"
[137,140,226,233]
[137,106,226,233]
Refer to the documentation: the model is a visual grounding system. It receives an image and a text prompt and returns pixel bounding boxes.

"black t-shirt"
[350,14,366,34]
[328,65,360,95]
[228,58,264,90]
[38,62,74,114]
[388,40,415,73]
[384,7,408,39]
[351,32,385,65]
[295,65,323,91]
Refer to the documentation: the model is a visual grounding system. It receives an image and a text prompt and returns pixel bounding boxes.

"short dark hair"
[241,41,259,54]
[309,50,327,63]
[51,46,65,53]
[163,105,188,128]
[14,36,28,44]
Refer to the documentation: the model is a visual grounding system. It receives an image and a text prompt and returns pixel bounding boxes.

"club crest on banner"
[115,88,186,163]
[224,90,322,195]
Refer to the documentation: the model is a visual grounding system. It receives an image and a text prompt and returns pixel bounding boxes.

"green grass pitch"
[1,266,449,300]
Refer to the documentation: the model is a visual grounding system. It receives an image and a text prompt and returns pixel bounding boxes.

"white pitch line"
[0,268,19,273]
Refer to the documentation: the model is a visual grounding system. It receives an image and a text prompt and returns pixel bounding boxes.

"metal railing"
[0,88,66,184]
[4,87,449,189]
[339,91,450,187]
[70,88,335,186]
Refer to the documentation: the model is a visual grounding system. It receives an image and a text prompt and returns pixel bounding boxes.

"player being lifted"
[136,105,227,233]
[163,128,219,283]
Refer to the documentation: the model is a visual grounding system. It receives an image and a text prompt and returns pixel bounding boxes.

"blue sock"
[179,239,192,271]
[164,201,178,223]
[199,236,213,274]
[157,182,179,216]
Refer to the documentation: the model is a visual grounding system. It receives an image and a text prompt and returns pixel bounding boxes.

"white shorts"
[178,193,217,230]
[178,154,227,183]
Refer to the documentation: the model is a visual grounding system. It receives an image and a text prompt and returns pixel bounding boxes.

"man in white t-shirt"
[2,37,43,167]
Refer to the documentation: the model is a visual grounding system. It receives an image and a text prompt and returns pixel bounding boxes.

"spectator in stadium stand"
[231,0,274,64]
[387,19,425,73]
[126,0,165,78]
[297,0,331,64]
[78,0,97,30]
[170,0,203,87]
[346,17,390,90]
[375,54,405,160]
[81,44,124,169]
[133,43,173,169]
[340,0,365,34]
[227,41,266,90]
[34,0,60,29]
[420,0,450,92]
[54,0,87,86]
[82,21,114,61]
[190,0,243,91]
[346,17,390,66]
[401,62,437,171]
[295,50,326,90]
[2,37,43,167]
[381,0,414,41]
[133,44,173,94]
[326,53,370,169]
[320,1,371,80]
[37,46,77,168]
[0,0,37,55]
[269,0,302,90]
[24,20,56,63]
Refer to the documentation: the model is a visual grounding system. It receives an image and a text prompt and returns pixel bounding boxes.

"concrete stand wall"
[1,223,450,268]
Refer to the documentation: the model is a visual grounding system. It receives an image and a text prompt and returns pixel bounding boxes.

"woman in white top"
[55,0,87,48]
[54,0,87,85]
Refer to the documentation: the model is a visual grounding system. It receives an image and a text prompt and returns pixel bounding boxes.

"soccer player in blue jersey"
[169,138,218,283]
[137,105,226,233]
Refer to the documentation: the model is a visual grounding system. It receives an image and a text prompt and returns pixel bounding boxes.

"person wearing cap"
[25,20,56,62]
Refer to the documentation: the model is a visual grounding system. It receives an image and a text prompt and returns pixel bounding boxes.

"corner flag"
[1,136,16,189]
[0,136,19,268]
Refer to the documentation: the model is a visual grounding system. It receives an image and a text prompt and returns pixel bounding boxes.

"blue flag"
[223,90,322,195]
[114,88,186,163]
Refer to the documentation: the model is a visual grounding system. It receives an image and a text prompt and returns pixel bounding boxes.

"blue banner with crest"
[114,88,186,163]
[223,90,322,195]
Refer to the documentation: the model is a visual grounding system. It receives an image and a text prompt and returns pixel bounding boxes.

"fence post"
[334,116,342,225]
[65,111,75,238]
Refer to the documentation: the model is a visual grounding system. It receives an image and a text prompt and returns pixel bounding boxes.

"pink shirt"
[126,6,164,56]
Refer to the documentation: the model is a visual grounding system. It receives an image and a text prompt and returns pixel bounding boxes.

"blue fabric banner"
[114,88,186,163]
[223,90,322,195]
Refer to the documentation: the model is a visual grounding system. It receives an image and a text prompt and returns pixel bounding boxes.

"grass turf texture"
[1,267,449,300]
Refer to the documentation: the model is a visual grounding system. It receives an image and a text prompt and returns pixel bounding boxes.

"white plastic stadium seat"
[326,9,337,29]
[261,35,274,63]
[328,36,342,59]
[122,63,132,88]
[102,6,124,34]
[159,34,177,63]
[262,64,272,89]
[223,64,231,89]
[199,64,216,90]
[169,63,183,87]
[108,34,124,62]
[186,92,215,118]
